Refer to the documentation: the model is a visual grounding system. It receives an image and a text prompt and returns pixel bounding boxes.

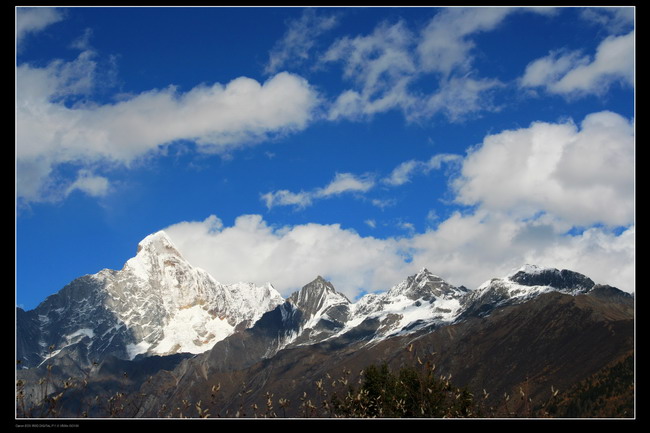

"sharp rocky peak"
[288,276,350,316]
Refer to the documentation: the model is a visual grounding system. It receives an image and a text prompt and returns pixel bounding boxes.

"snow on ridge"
[50,232,287,360]
[30,223,598,364]
[507,263,555,278]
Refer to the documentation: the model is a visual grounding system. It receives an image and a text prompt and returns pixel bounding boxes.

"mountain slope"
[133,284,633,418]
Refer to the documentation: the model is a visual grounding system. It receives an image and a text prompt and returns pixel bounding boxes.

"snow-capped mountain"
[127,263,631,418]
[260,265,616,353]
[16,230,634,418]
[242,269,467,358]
[16,231,283,368]
[16,227,625,372]
[346,268,469,339]
[458,264,598,319]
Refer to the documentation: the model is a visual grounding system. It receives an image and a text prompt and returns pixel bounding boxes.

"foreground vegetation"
[16,349,634,419]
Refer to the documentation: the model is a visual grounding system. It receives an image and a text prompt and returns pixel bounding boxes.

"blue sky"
[16,6,635,310]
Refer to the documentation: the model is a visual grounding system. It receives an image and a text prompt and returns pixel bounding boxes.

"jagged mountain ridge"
[15,231,634,418]
[211,263,624,365]
[16,231,629,371]
[134,272,633,418]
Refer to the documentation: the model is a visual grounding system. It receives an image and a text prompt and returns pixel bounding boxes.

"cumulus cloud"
[520,31,634,97]
[164,214,414,300]
[407,210,634,294]
[262,172,375,209]
[16,10,320,205]
[16,51,320,204]
[453,110,634,228]
[167,108,634,298]
[164,211,635,300]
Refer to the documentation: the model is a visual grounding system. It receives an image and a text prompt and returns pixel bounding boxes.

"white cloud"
[371,198,397,209]
[166,108,635,298]
[262,172,375,209]
[425,76,503,121]
[265,8,338,74]
[520,31,634,97]
[65,170,110,197]
[263,153,460,210]
[323,19,418,120]
[16,49,320,204]
[318,172,375,197]
[417,7,516,77]
[384,160,421,187]
[261,190,313,210]
[322,7,542,122]
[164,212,635,300]
[407,210,634,294]
[16,7,64,51]
[579,7,634,35]
[164,214,415,300]
[384,153,461,186]
[453,111,634,228]
[519,49,585,88]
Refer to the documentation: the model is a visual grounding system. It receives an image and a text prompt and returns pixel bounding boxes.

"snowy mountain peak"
[388,268,462,302]
[506,265,595,292]
[510,263,543,274]
[136,230,182,258]
[288,276,350,314]
[462,264,599,320]
[16,230,285,367]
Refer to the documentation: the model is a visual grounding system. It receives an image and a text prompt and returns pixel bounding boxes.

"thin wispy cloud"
[263,153,461,210]
[262,172,375,209]
[579,6,634,34]
[384,154,462,187]
[520,31,634,97]
[323,19,418,120]
[320,7,551,123]
[265,8,339,75]
[416,6,517,77]
[15,7,64,51]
